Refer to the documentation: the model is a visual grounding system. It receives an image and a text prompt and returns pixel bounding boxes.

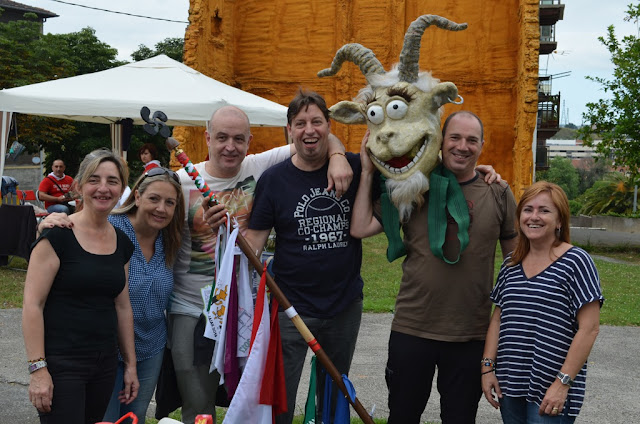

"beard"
[385,172,430,222]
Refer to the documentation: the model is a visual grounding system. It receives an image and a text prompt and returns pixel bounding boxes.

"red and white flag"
[223,263,286,423]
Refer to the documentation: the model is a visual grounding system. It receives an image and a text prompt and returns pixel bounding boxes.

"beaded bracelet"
[481,357,496,368]
[28,357,46,364]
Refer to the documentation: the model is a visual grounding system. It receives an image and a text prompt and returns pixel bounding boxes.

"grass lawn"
[3,235,640,323]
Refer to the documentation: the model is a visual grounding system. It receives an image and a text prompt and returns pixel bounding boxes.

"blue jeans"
[275,298,362,424]
[103,349,164,422]
[46,204,71,214]
[500,396,576,424]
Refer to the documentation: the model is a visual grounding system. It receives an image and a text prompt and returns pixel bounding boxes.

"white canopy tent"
[0,54,288,177]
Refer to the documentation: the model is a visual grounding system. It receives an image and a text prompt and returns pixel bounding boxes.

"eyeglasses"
[143,167,181,185]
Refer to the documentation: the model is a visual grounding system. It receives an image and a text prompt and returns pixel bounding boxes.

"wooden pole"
[167,138,374,424]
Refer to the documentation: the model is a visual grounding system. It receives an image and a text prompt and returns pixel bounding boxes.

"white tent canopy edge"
[0,54,288,178]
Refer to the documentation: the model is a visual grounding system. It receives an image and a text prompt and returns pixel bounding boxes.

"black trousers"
[38,349,117,424]
[386,331,484,424]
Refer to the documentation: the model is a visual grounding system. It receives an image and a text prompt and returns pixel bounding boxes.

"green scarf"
[380,175,406,262]
[427,164,470,264]
[379,165,470,264]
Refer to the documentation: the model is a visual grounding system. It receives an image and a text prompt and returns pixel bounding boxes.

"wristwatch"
[557,371,574,386]
[28,360,47,374]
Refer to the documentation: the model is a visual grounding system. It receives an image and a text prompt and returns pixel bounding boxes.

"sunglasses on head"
[143,167,181,185]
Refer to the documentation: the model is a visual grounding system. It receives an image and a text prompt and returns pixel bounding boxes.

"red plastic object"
[195,414,213,424]
[95,411,138,424]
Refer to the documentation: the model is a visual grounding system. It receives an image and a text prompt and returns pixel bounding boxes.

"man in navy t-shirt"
[245,89,363,424]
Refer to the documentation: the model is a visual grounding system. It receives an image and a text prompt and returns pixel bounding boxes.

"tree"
[579,172,634,215]
[550,127,577,140]
[577,3,640,185]
[536,156,580,199]
[577,157,610,195]
[131,37,184,62]
[0,16,126,175]
[1,15,173,178]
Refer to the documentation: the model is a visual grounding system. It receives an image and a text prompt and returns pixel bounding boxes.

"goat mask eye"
[386,100,408,120]
[367,105,384,124]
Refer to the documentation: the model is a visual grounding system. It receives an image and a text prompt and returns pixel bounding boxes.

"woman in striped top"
[481,181,603,423]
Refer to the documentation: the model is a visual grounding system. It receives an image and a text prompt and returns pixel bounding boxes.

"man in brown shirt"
[351,111,518,423]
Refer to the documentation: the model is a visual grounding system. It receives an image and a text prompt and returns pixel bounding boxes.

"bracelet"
[481,357,496,368]
[28,359,47,374]
[481,369,495,375]
[330,152,347,159]
[28,357,46,364]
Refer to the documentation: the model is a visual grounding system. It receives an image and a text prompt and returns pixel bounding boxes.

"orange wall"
[175,0,539,197]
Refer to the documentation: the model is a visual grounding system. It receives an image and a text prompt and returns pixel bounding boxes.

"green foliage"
[577,3,640,186]
[550,127,577,139]
[131,37,184,62]
[0,18,124,161]
[576,157,610,195]
[569,199,583,215]
[578,172,634,215]
[536,156,580,199]
[0,16,170,177]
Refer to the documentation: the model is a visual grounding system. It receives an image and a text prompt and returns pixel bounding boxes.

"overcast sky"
[19,0,639,126]
[22,0,189,61]
[541,0,638,125]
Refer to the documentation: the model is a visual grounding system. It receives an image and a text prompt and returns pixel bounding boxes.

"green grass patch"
[3,236,639,327]
[591,258,640,325]
[361,234,402,313]
[0,257,27,308]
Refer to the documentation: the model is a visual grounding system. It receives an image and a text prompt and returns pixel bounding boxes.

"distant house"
[0,0,57,31]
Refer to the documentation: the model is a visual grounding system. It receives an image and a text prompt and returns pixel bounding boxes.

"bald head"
[205,105,253,178]
[208,106,251,134]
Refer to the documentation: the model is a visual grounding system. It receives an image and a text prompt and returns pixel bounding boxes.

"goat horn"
[318,43,385,83]
[398,15,468,83]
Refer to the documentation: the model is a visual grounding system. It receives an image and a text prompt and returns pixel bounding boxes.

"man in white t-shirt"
[167,105,352,423]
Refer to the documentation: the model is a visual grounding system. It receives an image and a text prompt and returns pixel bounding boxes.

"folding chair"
[18,190,49,222]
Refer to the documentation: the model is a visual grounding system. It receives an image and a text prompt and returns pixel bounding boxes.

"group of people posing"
[23,89,602,424]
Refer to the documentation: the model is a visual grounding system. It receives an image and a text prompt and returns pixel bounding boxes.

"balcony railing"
[536,145,549,170]
[539,0,564,27]
[538,93,561,129]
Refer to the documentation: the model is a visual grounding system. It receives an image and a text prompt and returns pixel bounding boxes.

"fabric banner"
[321,372,357,424]
[223,263,272,423]
[259,293,287,417]
[303,356,317,424]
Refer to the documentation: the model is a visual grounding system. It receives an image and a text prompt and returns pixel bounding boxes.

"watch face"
[558,372,572,385]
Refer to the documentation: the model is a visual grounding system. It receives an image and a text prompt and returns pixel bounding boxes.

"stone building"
[175,0,553,197]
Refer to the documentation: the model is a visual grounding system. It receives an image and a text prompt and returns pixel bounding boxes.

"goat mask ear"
[329,101,367,124]
[429,82,459,111]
